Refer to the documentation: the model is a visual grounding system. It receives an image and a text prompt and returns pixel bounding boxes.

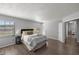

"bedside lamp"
[16,29,21,36]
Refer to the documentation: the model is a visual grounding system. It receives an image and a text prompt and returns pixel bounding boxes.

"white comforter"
[22,34,47,48]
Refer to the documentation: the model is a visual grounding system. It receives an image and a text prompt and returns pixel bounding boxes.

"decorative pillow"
[22,31,33,35]
[22,31,27,35]
[27,31,33,35]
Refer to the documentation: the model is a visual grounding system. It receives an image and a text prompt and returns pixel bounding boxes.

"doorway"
[65,21,77,45]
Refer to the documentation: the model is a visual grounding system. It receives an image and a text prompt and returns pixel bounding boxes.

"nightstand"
[15,36,21,44]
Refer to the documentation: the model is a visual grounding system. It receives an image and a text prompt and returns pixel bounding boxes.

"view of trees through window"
[0,20,15,37]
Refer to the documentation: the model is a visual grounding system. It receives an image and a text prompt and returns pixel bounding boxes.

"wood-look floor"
[0,38,79,55]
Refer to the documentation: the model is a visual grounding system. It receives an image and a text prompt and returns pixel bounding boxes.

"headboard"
[21,29,34,35]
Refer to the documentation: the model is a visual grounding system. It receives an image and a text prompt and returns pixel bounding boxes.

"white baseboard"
[48,37,65,43]
[48,37,57,40]
[0,42,15,48]
[58,39,65,43]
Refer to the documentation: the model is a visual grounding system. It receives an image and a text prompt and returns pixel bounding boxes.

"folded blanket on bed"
[28,35,47,46]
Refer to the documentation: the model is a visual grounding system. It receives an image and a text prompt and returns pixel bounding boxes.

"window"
[0,20,15,37]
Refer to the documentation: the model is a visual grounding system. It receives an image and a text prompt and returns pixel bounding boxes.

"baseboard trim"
[58,40,65,43]
[0,42,15,48]
[48,37,65,43]
[48,37,57,40]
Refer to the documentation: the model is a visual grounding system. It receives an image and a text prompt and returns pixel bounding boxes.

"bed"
[21,29,48,51]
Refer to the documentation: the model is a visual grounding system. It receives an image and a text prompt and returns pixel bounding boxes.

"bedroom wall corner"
[43,20,61,40]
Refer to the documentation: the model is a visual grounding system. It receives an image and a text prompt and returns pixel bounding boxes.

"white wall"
[0,14,43,48]
[43,20,66,43]
[44,20,61,40]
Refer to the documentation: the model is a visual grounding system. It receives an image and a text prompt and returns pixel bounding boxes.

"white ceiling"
[0,3,79,22]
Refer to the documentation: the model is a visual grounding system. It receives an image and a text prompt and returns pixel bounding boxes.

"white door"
[58,22,65,43]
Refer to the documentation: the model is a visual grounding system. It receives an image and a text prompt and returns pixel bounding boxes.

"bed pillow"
[22,31,33,35]
[27,31,33,35]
